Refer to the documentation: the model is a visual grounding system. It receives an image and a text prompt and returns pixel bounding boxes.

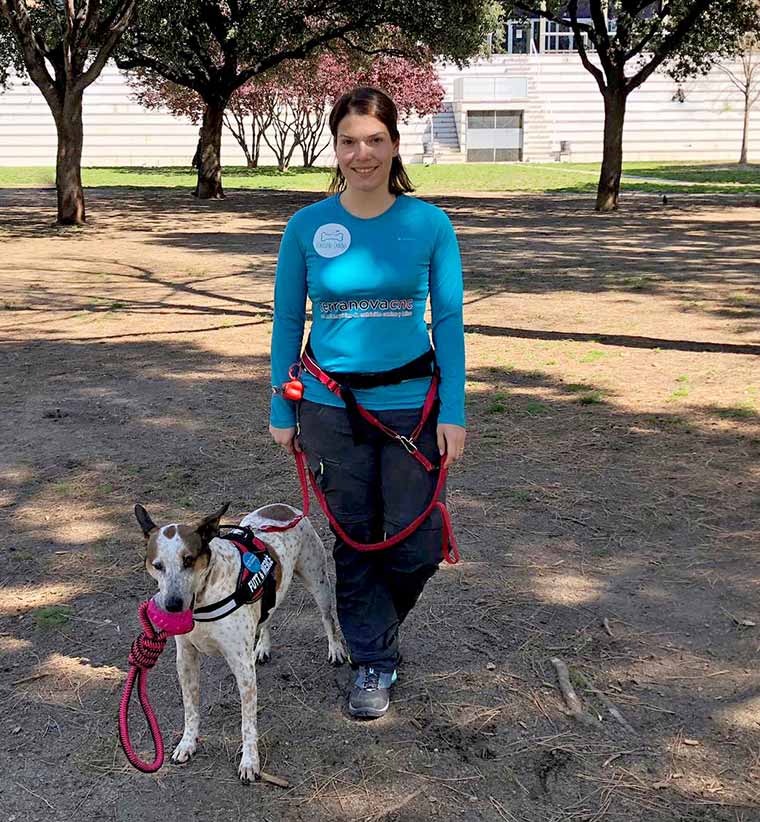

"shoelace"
[362,667,380,691]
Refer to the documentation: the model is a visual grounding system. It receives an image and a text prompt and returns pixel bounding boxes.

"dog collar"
[192,527,277,624]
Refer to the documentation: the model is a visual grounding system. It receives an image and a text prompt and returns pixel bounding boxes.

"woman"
[269,86,465,719]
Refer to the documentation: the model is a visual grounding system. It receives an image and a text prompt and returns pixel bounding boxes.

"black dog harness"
[193,527,277,624]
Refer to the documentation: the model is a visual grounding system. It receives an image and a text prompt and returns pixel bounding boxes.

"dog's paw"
[254,646,271,664]
[254,628,272,663]
[328,642,348,666]
[238,760,261,785]
[171,737,197,764]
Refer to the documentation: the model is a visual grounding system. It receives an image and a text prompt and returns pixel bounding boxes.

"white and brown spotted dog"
[134,501,347,783]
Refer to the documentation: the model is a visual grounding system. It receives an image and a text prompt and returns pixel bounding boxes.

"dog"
[134,501,347,783]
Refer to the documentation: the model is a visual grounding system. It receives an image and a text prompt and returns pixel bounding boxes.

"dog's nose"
[165,596,185,613]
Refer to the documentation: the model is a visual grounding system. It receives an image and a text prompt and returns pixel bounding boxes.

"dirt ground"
[1,187,759,822]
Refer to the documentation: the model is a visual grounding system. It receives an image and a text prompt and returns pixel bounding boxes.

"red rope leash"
[293,450,460,565]
[118,600,168,773]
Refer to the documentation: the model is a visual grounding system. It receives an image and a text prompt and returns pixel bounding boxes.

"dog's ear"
[134,504,157,539]
[194,502,230,544]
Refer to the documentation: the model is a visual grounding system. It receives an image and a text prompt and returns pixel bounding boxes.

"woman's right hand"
[269,424,300,454]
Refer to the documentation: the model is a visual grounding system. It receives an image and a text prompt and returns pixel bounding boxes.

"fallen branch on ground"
[576,672,638,736]
[550,657,604,730]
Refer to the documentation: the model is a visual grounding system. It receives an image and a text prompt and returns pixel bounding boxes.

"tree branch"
[716,61,749,95]
[117,52,210,95]
[236,19,369,87]
[338,34,413,58]
[512,1,594,34]
[624,1,670,60]
[63,0,75,82]
[626,0,713,94]
[76,0,136,90]
[0,0,59,110]
[568,0,607,93]
[198,0,235,57]
[588,0,612,56]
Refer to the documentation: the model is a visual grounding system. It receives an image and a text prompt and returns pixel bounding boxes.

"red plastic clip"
[282,363,304,401]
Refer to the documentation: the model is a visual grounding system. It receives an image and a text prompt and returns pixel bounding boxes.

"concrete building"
[0,20,757,167]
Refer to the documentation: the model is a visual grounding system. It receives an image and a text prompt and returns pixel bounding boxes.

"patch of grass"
[107,302,125,311]
[509,489,531,503]
[33,605,73,627]
[580,350,606,364]
[486,401,507,414]
[669,376,690,401]
[52,481,73,495]
[524,401,549,415]
[713,403,758,420]
[621,275,655,291]
[5,161,760,194]
[565,382,594,393]
[727,292,760,308]
[577,391,605,405]
[658,416,691,431]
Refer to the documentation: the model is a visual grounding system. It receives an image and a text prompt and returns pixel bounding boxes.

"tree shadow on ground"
[1,188,760,819]
[6,187,758,337]
[1,329,759,820]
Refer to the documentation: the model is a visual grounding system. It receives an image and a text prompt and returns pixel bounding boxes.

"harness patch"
[193,527,278,624]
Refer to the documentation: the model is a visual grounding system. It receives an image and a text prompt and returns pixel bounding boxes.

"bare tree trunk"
[54,93,86,225]
[740,90,750,165]
[596,87,627,212]
[196,98,226,199]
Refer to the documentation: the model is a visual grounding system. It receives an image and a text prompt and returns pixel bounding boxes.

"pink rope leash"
[118,600,168,773]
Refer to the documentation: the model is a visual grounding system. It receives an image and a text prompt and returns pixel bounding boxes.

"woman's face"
[334,113,399,194]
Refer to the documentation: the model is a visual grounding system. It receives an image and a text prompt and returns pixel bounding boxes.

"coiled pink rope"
[118,600,168,773]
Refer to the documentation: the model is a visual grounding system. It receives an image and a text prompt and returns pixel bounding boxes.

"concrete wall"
[438,54,760,163]
[0,53,757,166]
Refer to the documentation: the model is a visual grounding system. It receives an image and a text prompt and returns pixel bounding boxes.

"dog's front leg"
[172,638,201,764]
[228,652,260,784]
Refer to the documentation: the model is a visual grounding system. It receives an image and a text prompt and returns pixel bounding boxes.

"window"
[466,110,524,162]
[467,111,496,130]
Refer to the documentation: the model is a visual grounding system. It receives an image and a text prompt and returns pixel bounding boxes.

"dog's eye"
[182,555,195,569]
[152,560,164,572]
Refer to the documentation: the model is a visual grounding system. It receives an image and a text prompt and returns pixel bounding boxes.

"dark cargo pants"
[298,399,445,674]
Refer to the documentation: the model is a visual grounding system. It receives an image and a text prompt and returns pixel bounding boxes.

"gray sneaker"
[348,666,397,719]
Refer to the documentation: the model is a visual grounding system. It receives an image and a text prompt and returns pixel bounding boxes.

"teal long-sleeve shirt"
[270,193,465,429]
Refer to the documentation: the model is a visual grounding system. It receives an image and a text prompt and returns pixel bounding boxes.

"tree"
[715,34,760,164]
[129,49,446,172]
[502,1,760,211]
[225,84,274,168]
[116,1,495,199]
[0,0,137,224]
[482,0,508,56]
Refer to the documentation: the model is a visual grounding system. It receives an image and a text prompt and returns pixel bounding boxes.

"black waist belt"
[302,338,437,445]
[304,339,435,389]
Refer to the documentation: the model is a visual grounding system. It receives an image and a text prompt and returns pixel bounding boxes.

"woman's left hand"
[436,424,466,469]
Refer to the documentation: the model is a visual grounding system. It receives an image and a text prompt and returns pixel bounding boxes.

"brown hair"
[327,86,415,196]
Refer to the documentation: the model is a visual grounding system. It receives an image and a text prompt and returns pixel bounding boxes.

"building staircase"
[429,103,465,163]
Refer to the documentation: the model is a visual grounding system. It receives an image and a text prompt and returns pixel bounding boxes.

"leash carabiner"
[396,434,418,454]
